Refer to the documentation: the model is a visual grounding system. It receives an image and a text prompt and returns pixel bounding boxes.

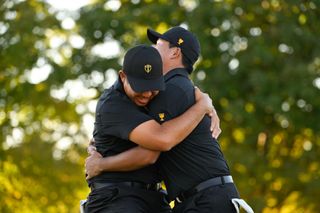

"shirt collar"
[164,68,189,82]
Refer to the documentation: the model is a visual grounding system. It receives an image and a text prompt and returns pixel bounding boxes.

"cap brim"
[147,28,163,44]
[127,75,165,93]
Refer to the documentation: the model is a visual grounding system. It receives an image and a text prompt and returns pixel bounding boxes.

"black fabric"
[172,183,240,213]
[90,181,162,191]
[94,79,152,140]
[176,176,233,202]
[147,68,231,201]
[85,185,171,213]
[88,79,160,186]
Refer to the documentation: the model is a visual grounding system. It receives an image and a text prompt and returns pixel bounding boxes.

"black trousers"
[85,184,171,213]
[173,183,240,213]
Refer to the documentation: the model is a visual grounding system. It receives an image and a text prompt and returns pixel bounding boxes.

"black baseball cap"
[147,26,200,72]
[123,44,165,93]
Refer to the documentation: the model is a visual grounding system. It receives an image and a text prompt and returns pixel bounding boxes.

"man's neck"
[163,64,185,75]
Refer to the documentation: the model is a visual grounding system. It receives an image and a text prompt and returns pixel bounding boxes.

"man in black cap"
[147,26,252,213]
[86,27,253,213]
[84,44,216,213]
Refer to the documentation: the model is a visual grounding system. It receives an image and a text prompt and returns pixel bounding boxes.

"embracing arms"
[85,88,221,179]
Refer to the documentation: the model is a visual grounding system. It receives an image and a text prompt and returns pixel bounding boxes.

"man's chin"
[135,101,148,106]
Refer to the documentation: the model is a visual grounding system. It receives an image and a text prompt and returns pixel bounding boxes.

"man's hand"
[209,108,221,139]
[194,87,221,139]
[87,138,96,153]
[85,150,103,180]
[194,87,214,114]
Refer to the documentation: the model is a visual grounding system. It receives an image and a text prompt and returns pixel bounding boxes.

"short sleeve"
[148,83,192,123]
[95,94,153,140]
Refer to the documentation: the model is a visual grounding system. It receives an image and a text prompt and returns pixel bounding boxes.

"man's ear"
[171,47,182,59]
[119,70,126,83]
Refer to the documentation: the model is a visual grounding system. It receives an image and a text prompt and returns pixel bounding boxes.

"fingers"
[84,152,103,180]
[87,145,97,155]
[92,150,103,157]
[211,119,221,138]
[212,126,222,139]
[194,87,202,102]
[194,86,202,93]
[210,116,216,132]
[208,105,216,118]
[85,159,92,180]
[209,108,221,139]
[193,86,221,138]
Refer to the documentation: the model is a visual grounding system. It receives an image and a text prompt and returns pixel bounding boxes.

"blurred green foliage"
[1,0,319,212]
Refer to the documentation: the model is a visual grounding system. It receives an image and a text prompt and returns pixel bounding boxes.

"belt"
[90,181,162,191]
[175,175,233,203]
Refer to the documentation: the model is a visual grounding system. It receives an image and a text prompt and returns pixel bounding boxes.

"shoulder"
[168,76,192,90]
[164,74,194,101]
[148,74,195,118]
[97,87,136,114]
[164,69,194,93]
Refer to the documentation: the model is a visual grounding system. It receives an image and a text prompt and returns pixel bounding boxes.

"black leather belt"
[90,181,162,191]
[175,175,233,203]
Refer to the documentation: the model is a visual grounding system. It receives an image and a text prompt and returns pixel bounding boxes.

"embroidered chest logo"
[158,113,165,121]
[177,38,184,45]
[144,64,152,73]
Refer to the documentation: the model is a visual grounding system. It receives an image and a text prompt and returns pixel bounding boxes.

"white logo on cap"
[144,64,152,73]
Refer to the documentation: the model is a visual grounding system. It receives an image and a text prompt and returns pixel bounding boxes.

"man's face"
[153,39,172,66]
[120,71,159,107]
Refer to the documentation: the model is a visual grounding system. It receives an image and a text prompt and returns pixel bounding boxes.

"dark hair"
[169,43,192,73]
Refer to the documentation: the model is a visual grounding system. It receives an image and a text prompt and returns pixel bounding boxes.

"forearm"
[158,102,206,148]
[129,87,213,151]
[129,102,207,151]
[98,147,160,172]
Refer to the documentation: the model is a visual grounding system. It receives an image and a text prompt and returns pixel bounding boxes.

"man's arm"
[128,87,212,151]
[85,107,221,179]
[85,147,159,179]
[85,88,218,179]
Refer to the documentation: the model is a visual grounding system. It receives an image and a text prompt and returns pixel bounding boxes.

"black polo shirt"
[88,79,160,185]
[147,68,230,200]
